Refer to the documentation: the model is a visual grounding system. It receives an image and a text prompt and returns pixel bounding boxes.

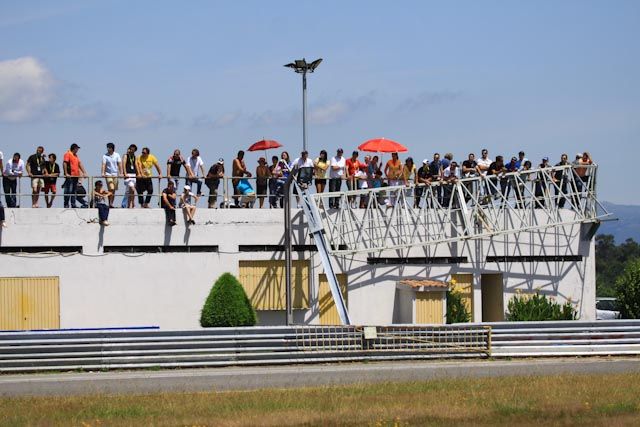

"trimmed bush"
[506,292,577,321]
[200,273,257,327]
[446,289,471,324]
[615,258,640,319]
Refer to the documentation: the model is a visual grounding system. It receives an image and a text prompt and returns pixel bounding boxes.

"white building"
[0,204,596,330]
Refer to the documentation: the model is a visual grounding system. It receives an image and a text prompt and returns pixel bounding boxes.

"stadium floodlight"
[283,58,322,152]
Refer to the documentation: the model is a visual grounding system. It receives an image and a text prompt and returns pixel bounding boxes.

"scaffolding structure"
[296,163,609,325]
[304,164,609,255]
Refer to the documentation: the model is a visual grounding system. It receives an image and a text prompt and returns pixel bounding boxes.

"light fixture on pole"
[284,58,322,153]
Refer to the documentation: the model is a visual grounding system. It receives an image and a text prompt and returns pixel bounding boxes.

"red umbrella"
[248,139,282,152]
[358,138,407,153]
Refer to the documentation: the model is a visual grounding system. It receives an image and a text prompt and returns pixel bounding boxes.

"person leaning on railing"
[3,152,24,208]
[43,153,60,208]
[255,157,270,209]
[137,147,162,208]
[313,150,329,196]
[62,143,88,209]
[101,142,122,208]
[205,158,224,209]
[26,146,46,208]
[553,154,570,208]
[231,150,252,208]
[415,159,431,208]
[441,161,459,207]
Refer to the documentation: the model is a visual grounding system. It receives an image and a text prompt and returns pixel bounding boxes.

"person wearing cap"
[161,180,177,226]
[180,185,200,225]
[137,147,162,208]
[93,180,112,226]
[329,148,346,208]
[255,157,270,208]
[62,143,87,208]
[101,142,122,208]
[205,158,225,208]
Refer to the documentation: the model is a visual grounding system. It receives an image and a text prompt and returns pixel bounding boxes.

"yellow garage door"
[415,292,445,324]
[238,261,309,310]
[0,277,60,330]
[318,273,348,325]
[451,273,474,321]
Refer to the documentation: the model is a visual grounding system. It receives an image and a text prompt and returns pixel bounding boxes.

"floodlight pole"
[302,70,307,153]
[284,58,322,153]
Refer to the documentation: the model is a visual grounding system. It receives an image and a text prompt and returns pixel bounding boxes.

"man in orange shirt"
[63,143,87,208]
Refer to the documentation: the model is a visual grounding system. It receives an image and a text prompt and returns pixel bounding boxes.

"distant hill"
[599,202,640,243]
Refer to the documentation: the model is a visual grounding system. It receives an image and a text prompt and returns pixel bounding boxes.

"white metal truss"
[302,164,610,256]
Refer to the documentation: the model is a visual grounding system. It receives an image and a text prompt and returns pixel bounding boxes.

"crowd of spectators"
[0,143,595,228]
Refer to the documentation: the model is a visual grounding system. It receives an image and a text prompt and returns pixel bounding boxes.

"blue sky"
[0,0,638,204]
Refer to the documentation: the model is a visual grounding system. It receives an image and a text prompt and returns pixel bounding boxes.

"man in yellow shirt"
[136,147,162,208]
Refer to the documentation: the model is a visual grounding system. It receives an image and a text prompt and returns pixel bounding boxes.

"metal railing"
[0,164,605,212]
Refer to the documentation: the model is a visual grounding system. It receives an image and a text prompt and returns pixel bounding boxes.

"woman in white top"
[180,185,200,225]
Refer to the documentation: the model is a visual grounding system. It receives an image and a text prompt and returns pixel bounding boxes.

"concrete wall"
[0,207,595,329]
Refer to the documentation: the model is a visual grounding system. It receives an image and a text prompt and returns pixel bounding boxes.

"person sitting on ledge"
[93,180,112,226]
[180,184,200,225]
[162,180,178,226]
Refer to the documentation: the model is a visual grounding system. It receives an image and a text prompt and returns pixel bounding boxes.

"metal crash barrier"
[0,325,490,373]
[2,321,639,373]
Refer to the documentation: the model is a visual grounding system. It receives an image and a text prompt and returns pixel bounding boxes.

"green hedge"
[616,258,640,319]
[200,273,257,327]
[506,292,577,321]
[446,289,471,324]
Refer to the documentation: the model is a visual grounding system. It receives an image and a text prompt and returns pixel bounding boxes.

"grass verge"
[1,372,640,426]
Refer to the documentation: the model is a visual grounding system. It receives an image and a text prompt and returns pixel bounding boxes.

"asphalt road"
[1,357,639,397]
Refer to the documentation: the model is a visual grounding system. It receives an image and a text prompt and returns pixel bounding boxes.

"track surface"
[1,358,639,397]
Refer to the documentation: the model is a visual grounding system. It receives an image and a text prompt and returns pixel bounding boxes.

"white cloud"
[308,91,376,125]
[111,112,178,131]
[248,109,297,128]
[396,90,461,112]
[193,111,241,129]
[0,57,55,122]
[54,103,108,122]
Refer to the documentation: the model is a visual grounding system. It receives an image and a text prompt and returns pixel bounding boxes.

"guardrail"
[0,325,489,373]
[1,321,637,373]
[486,320,640,356]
